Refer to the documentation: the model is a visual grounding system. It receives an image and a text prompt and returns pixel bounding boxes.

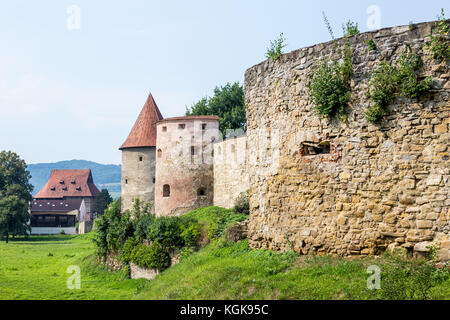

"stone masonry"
[244,21,449,260]
[213,136,249,208]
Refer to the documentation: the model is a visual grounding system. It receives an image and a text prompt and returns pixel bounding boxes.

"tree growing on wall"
[0,151,33,243]
[185,82,246,137]
[94,188,113,216]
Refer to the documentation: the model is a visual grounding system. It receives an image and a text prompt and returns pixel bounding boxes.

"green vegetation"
[309,14,355,120]
[1,210,448,300]
[265,33,288,61]
[366,39,377,51]
[134,239,449,300]
[233,190,250,215]
[342,20,360,37]
[366,60,399,123]
[308,43,353,120]
[185,82,246,136]
[425,9,450,61]
[374,249,450,300]
[0,234,142,299]
[94,189,113,216]
[366,47,432,123]
[0,151,33,242]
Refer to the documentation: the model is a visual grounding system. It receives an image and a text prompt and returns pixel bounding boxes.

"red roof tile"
[120,93,164,150]
[34,169,100,199]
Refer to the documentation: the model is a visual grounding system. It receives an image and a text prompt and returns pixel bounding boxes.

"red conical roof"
[119,93,164,150]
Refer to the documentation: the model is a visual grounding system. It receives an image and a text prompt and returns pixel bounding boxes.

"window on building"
[202,123,207,130]
[231,144,235,153]
[197,188,207,197]
[178,123,186,130]
[153,177,156,184]
[125,179,128,184]
[163,184,170,197]
[162,126,167,132]
[191,146,196,156]
[157,149,162,158]
[139,156,143,161]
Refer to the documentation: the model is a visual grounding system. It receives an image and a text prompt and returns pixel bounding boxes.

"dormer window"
[71,180,76,184]
[62,187,68,191]
[59,180,65,184]
[50,186,56,191]
[76,187,81,191]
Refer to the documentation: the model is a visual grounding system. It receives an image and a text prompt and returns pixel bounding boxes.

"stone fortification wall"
[244,21,449,260]
[213,136,249,208]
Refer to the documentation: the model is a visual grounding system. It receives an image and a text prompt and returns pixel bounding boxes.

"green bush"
[134,213,155,241]
[266,33,287,60]
[366,60,399,123]
[233,190,249,215]
[342,20,360,37]
[132,241,171,272]
[119,237,139,263]
[425,9,450,61]
[146,216,185,249]
[397,49,433,98]
[93,201,134,258]
[366,47,432,123]
[308,43,353,120]
[180,222,202,248]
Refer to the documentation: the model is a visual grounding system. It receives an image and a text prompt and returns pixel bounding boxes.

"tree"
[185,82,246,137]
[94,188,113,216]
[0,151,33,243]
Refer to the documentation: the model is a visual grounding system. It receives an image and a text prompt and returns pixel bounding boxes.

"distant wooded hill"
[27,160,121,199]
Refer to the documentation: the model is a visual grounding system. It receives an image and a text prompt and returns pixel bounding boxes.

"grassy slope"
[135,239,450,300]
[1,207,449,300]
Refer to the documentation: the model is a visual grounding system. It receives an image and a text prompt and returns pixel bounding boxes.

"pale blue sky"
[0,0,448,165]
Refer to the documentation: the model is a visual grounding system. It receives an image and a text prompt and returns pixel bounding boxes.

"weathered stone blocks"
[244,21,449,261]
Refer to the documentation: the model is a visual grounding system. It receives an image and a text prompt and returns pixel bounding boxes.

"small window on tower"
[178,124,186,130]
[153,178,156,184]
[162,126,167,132]
[163,184,171,197]
[157,149,162,158]
[125,179,128,184]
[197,188,207,197]
[191,146,196,156]
[139,156,143,162]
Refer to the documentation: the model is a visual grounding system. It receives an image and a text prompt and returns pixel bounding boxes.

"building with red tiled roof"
[120,93,221,214]
[120,93,164,211]
[30,169,100,235]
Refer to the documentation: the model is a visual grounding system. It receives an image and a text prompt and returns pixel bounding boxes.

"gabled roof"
[31,199,83,213]
[120,93,164,150]
[34,169,101,199]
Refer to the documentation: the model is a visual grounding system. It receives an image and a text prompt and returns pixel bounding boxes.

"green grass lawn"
[0,234,144,300]
[1,232,449,300]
